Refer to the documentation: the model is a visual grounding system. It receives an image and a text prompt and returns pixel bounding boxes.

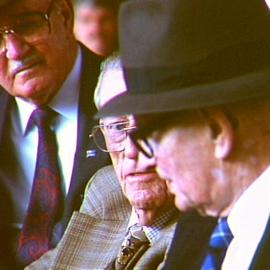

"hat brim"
[95,67,270,119]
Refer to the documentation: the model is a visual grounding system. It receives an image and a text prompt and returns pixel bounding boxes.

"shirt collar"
[228,166,270,239]
[50,46,81,121]
[15,98,36,135]
[129,207,178,243]
[16,46,81,135]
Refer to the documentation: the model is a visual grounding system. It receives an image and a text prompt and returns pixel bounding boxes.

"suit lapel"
[62,45,110,229]
[0,90,12,148]
[163,211,217,270]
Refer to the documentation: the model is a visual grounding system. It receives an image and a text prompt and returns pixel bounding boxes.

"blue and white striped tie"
[201,217,233,270]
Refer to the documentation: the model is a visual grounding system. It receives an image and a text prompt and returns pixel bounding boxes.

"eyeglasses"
[90,120,137,153]
[0,0,56,53]
[128,112,181,159]
[129,133,155,158]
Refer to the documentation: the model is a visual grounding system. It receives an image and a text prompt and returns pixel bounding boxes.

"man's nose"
[3,32,30,59]
[124,136,139,159]
[124,136,156,165]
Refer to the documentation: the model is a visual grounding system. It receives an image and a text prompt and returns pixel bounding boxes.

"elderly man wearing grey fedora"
[97,0,270,269]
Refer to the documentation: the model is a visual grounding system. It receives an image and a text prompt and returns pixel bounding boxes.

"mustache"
[10,53,43,76]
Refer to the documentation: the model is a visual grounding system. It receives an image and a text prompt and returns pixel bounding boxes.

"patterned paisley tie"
[17,107,63,266]
[115,224,150,270]
[201,217,233,270]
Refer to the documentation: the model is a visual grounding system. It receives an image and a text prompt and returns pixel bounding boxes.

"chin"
[174,196,192,212]
[131,198,160,209]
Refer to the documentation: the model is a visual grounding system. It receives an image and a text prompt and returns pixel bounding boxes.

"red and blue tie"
[17,107,63,266]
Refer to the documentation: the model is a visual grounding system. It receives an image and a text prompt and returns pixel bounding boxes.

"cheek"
[47,25,74,66]
[103,25,117,37]
[0,59,12,91]
[45,47,64,73]
[44,46,75,96]
[75,24,91,40]
[110,153,122,178]
[156,149,199,206]
[156,133,210,189]
[156,145,181,182]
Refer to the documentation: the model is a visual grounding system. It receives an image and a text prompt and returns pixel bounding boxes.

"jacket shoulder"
[80,165,131,220]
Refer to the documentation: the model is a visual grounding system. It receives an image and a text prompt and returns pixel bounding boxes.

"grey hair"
[94,52,122,109]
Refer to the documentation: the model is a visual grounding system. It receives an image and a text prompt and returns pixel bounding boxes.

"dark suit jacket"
[164,211,270,270]
[0,44,110,270]
[162,212,217,270]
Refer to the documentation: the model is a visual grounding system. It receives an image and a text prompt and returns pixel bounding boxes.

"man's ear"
[59,0,74,28]
[204,109,234,159]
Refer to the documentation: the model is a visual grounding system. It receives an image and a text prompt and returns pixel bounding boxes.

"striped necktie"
[201,217,233,270]
[17,107,63,266]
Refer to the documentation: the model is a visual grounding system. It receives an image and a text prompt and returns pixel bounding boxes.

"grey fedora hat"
[96,0,270,118]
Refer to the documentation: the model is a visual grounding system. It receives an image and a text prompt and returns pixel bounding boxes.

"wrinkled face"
[101,115,173,211]
[74,4,118,57]
[136,111,233,216]
[0,0,77,105]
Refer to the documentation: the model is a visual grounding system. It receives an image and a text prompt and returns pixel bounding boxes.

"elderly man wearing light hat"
[97,0,270,269]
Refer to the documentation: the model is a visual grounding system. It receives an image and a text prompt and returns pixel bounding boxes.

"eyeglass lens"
[91,121,136,152]
[130,136,154,158]
[0,0,55,53]
[0,14,49,52]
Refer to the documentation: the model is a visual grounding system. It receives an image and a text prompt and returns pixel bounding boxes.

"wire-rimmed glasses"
[90,120,137,153]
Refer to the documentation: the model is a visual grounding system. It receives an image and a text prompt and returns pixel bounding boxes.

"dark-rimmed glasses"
[129,132,155,158]
[0,0,56,53]
[129,109,219,159]
[128,112,181,159]
[90,120,137,153]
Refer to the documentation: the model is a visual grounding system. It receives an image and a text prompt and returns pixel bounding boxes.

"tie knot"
[29,106,55,130]
[128,224,149,243]
[210,218,233,249]
[115,224,150,269]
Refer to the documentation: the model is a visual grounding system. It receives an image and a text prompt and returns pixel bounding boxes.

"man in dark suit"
[0,0,109,269]
[96,0,270,269]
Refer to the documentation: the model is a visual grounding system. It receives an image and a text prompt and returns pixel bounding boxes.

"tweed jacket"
[0,44,109,269]
[27,165,179,270]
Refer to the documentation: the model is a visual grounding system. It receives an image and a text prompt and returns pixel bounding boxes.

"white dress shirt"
[222,167,270,270]
[2,47,82,228]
